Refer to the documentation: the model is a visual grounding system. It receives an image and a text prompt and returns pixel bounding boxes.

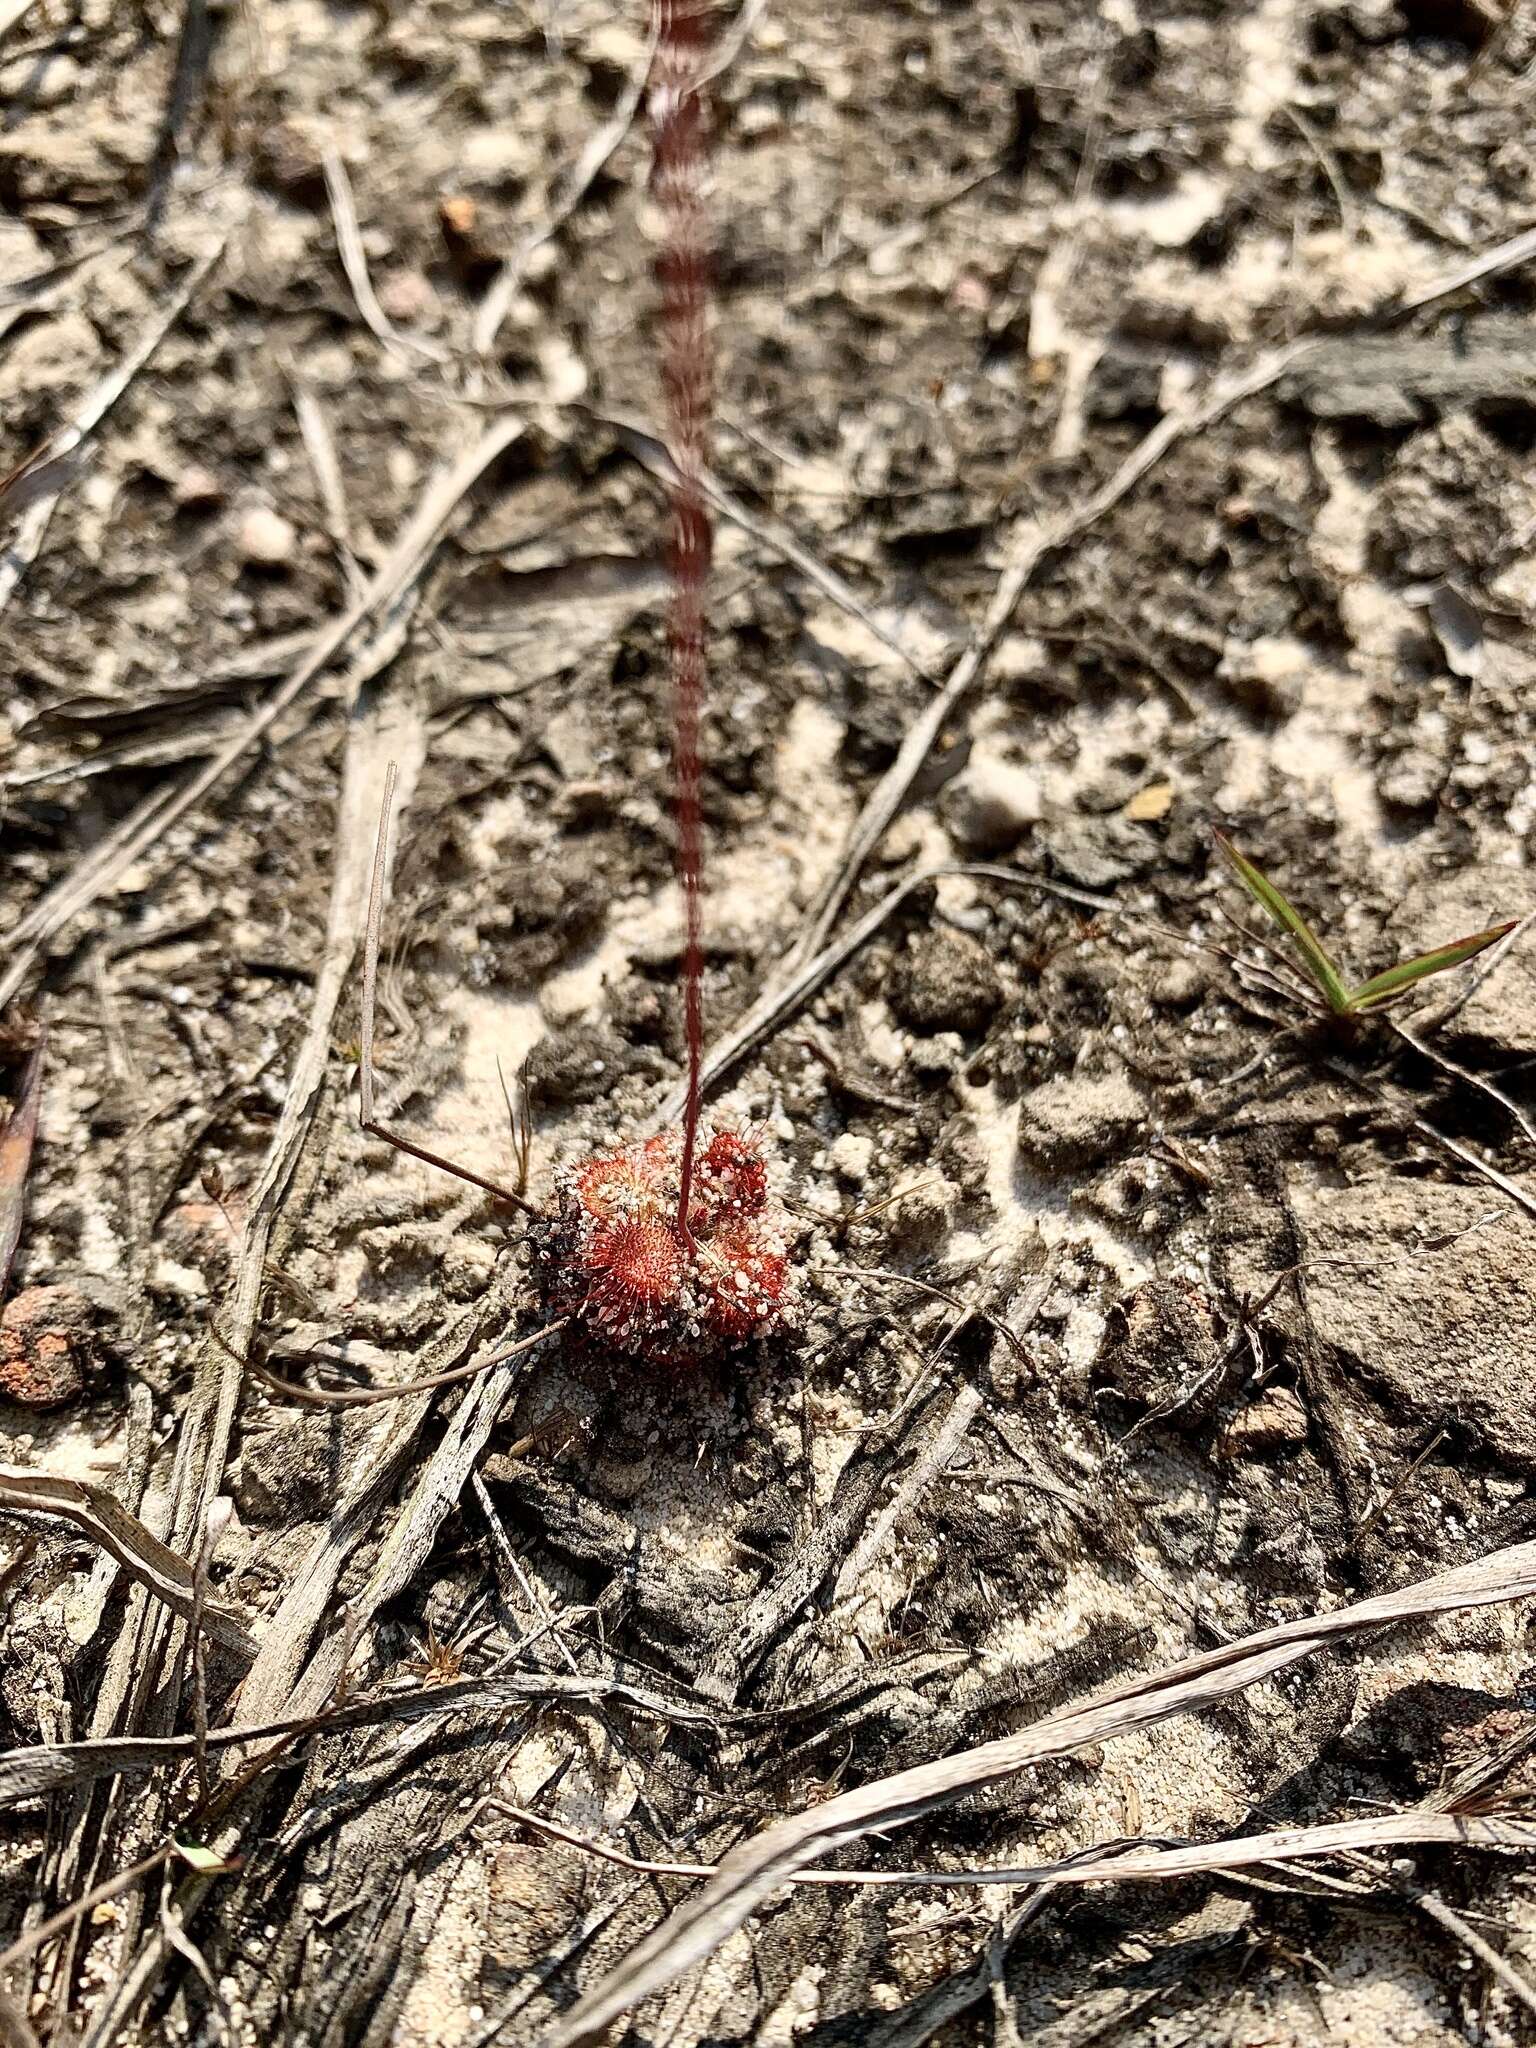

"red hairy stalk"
[649,0,714,1233]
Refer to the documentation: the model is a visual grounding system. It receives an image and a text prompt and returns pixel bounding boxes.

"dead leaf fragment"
[1124,781,1174,822]
[1427,581,1484,681]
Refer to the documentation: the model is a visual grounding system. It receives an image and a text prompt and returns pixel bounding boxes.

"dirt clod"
[1096,1277,1222,1414]
[1297,1183,1536,1469]
[888,924,1005,1034]
[0,1284,112,1408]
[1017,1067,1146,1176]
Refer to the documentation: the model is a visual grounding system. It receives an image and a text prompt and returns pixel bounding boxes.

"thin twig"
[234,1316,565,1409]
[322,149,447,366]
[1353,1426,1450,1545]
[828,1264,1033,1370]
[0,1845,174,1974]
[604,412,935,681]
[471,22,659,357]
[1335,1849,1536,2022]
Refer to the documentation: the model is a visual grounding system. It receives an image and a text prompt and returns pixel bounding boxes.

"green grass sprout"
[1213,830,1516,1019]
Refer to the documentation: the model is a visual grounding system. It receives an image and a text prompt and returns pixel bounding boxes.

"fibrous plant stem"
[649,0,714,1233]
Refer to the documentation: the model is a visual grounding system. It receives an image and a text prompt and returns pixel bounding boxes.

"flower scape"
[530,1123,795,1367]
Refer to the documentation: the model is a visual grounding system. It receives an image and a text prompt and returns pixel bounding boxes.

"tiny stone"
[943,754,1043,854]
[173,464,224,510]
[0,1285,105,1408]
[828,1132,874,1183]
[237,506,297,568]
[1215,1386,1310,1460]
[376,269,438,325]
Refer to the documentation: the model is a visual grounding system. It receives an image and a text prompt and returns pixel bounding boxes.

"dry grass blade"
[0,419,520,1015]
[0,1032,44,1302]
[0,1470,255,1661]
[539,1536,1536,2047]
[496,1801,1536,1892]
[38,681,431,2039]
[360,767,542,1214]
[219,1284,505,1729]
[471,23,659,357]
[288,371,363,594]
[323,149,448,366]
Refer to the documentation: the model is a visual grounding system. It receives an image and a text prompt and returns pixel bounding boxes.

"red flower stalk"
[649,0,714,1233]
[536,10,798,1370]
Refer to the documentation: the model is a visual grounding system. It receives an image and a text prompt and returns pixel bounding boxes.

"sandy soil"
[4,1,1536,2043]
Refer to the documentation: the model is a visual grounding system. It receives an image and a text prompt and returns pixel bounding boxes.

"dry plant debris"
[5,3,1536,2046]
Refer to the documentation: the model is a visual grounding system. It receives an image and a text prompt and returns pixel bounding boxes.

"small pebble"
[173,464,224,510]
[0,1286,92,1408]
[945,755,1042,854]
[829,1132,874,1183]
[237,506,297,568]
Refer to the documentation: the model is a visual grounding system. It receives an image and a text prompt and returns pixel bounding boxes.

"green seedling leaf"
[1213,831,1352,1014]
[1344,919,1519,1014]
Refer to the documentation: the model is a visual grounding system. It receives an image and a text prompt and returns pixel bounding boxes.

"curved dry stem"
[214,1315,566,1410]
